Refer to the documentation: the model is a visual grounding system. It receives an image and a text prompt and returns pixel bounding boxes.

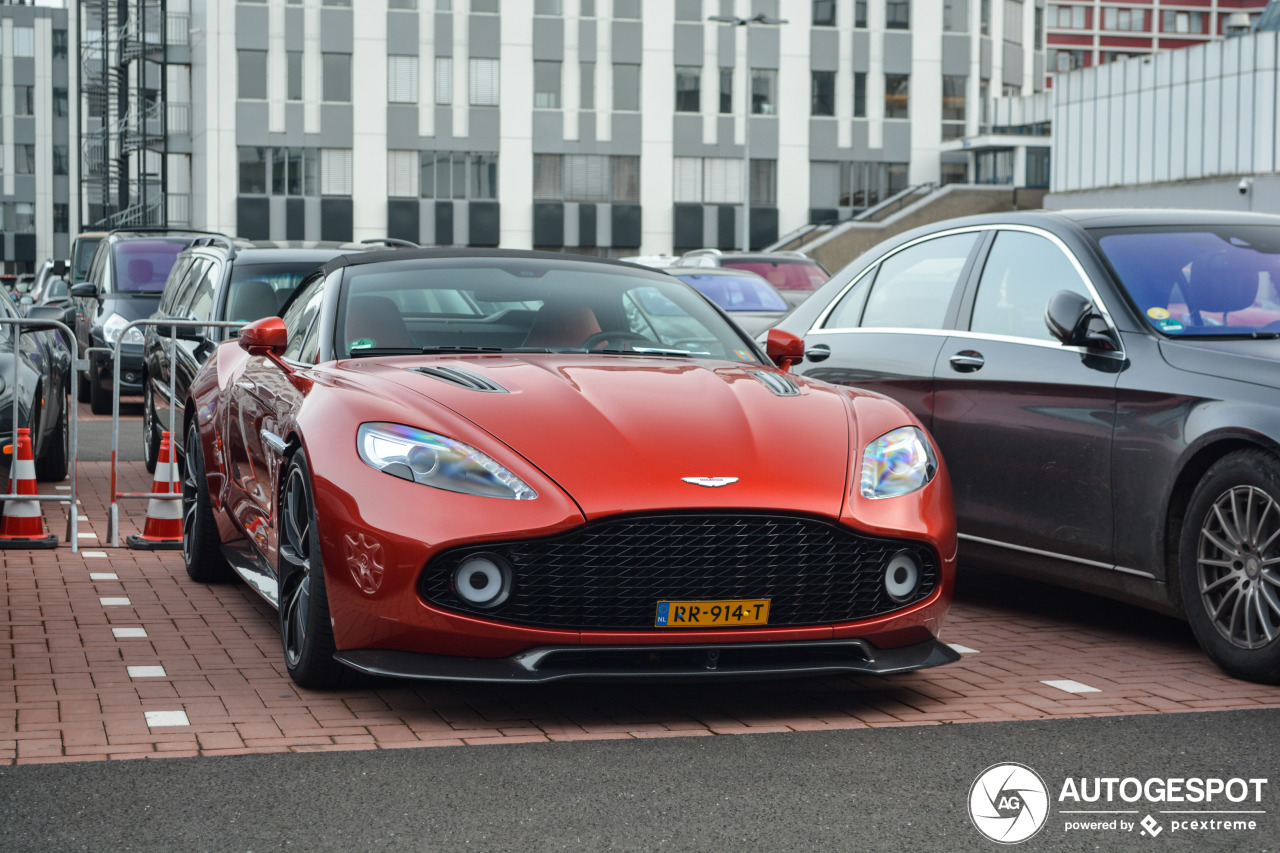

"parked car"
[28,259,68,305]
[770,209,1280,683]
[69,231,106,286]
[142,238,386,472]
[71,228,219,415]
[181,249,958,688]
[0,295,73,483]
[674,249,830,307]
[664,267,793,337]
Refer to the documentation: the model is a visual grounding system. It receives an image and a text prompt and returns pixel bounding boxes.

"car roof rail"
[360,237,421,249]
[188,234,240,260]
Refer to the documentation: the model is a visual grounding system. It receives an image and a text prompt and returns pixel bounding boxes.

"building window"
[855,0,867,27]
[15,145,35,175]
[54,203,69,235]
[239,147,267,194]
[1102,7,1146,32]
[436,57,453,105]
[52,29,68,59]
[470,58,500,106]
[1026,148,1050,188]
[675,66,701,112]
[534,154,639,202]
[943,0,966,31]
[15,86,34,116]
[472,0,497,11]
[1004,0,1023,42]
[1051,49,1088,72]
[1034,4,1043,48]
[387,151,419,197]
[238,50,268,100]
[581,62,596,109]
[535,61,562,109]
[14,27,34,58]
[885,74,909,119]
[535,0,563,13]
[320,149,353,196]
[53,146,69,176]
[886,0,910,29]
[981,0,990,34]
[420,152,498,200]
[813,0,835,26]
[853,72,866,117]
[322,53,352,102]
[942,76,966,139]
[581,0,595,16]
[389,0,418,8]
[322,0,352,6]
[14,203,35,234]
[676,0,701,21]
[836,161,908,208]
[614,0,641,18]
[719,68,733,113]
[751,69,776,115]
[1162,10,1206,34]
[614,63,640,111]
[388,55,419,103]
[750,160,776,206]
[54,87,70,118]
[673,157,741,204]
[471,153,499,199]
[811,71,835,117]
[1049,4,1087,28]
[287,51,303,100]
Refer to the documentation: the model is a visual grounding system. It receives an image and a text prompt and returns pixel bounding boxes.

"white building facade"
[179,0,1047,254]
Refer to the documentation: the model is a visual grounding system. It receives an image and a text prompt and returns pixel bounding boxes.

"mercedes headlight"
[860,426,937,499]
[102,313,144,346]
[357,422,537,501]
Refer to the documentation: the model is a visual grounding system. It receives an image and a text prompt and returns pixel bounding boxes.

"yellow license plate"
[655,599,770,628]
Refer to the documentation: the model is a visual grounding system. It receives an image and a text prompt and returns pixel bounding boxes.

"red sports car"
[181,250,958,688]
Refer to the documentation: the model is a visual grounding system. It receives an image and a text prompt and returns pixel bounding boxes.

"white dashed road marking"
[1042,679,1101,694]
[144,711,189,727]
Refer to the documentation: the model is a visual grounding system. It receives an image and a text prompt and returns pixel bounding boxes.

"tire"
[181,420,234,584]
[34,396,69,482]
[278,450,351,689]
[76,370,90,403]
[142,384,159,474]
[88,367,111,415]
[1178,449,1280,684]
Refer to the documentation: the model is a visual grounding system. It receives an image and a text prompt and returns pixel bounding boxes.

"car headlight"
[357,422,537,501]
[860,426,937,500]
[102,313,144,346]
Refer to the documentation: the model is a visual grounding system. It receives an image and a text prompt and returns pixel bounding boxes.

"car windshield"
[1095,226,1280,337]
[226,262,323,322]
[116,239,190,293]
[72,237,102,284]
[722,259,829,291]
[671,272,789,312]
[337,257,763,363]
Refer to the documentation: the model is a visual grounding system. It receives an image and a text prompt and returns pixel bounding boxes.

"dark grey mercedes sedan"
[767,209,1280,683]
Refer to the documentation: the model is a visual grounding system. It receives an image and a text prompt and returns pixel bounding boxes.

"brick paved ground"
[2,407,1279,765]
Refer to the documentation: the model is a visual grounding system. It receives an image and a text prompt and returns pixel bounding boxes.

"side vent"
[412,365,508,393]
[750,371,801,397]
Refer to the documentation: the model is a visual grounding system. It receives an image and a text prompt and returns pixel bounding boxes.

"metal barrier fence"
[103,318,245,547]
[0,317,82,553]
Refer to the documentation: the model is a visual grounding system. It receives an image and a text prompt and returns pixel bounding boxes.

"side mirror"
[70,282,99,299]
[765,328,805,371]
[52,260,68,276]
[24,305,68,328]
[1045,290,1119,352]
[238,316,287,356]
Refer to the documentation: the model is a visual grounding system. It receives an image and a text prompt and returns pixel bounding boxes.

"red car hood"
[348,355,855,519]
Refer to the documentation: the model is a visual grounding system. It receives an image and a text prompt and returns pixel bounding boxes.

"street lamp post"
[708,12,787,252]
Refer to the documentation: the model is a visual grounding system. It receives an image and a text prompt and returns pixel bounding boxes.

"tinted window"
[970,231,1090,341]
[672,272,788,312]
[171,259,211,317]
[226,262,322,323]
[185,263,221,324]
[860,233,977,329]
[822,269,875,329]
[282,282,325,362]
[159,257,195,315]
[1096,226,1280,337]
[72,237,102,284]
[113,239,190,293]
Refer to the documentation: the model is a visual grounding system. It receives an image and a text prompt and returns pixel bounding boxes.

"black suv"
[141,238,403,470]
[72,228,219,414]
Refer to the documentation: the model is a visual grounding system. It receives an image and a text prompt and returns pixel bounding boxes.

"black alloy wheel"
[1180,450,1280,684]
[278,450,350,689]
[33,391,69,482]
[181,420,233,583]
[142,384,159,473]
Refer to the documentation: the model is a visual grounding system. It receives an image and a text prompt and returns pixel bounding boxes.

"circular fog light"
[884,551,921,602]
[453,554,513,609]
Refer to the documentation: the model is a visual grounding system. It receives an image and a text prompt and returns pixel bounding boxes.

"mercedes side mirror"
[1045,290,1119,352]
[70,282,99,299]
[238,316,287,356]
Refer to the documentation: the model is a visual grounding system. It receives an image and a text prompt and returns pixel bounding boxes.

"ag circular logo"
[969,763,1050,844]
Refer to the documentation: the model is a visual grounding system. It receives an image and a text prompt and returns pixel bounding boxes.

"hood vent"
[412,365,508,393]
[750,371,801,397]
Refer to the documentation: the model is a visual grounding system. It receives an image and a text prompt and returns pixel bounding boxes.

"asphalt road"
[1,709,1274,853]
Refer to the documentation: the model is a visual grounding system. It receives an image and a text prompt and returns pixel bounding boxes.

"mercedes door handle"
[949,351,985,372]
[805,344,831,362]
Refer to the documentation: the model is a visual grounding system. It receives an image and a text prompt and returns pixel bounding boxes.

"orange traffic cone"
[127,430,183,551]
[0,427,58,549]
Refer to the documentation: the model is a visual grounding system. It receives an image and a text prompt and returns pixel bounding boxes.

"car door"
[930,227,1124,566]
[794,230,985,428]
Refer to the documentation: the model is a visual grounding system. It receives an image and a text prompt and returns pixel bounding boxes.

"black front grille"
[420,513,938,630]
